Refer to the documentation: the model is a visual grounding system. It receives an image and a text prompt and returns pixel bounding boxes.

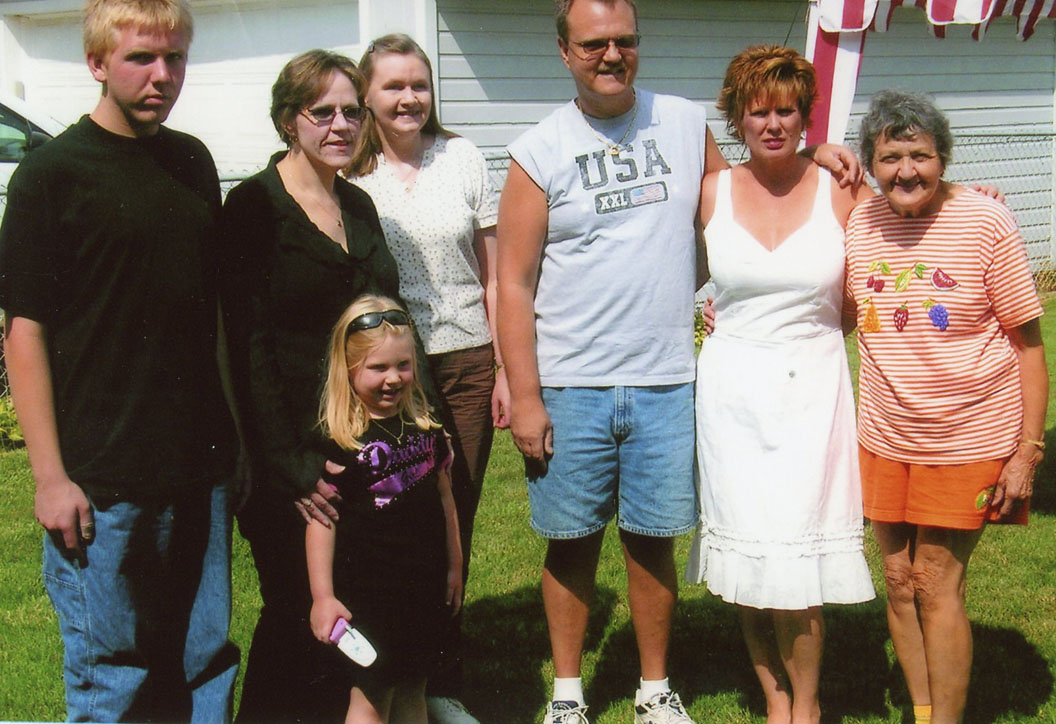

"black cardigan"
[220,152,405,498]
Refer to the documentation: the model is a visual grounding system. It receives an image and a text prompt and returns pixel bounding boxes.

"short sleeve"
[981,204,1043,329]
[461,140,499,230]
[843,217,856,301]
[0,158,67,322]
[434,428,454,472]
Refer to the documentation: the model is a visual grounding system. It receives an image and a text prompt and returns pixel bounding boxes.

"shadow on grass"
[459,584,618,723]
[964,623,1054,724]
[454,576,1051,724]
[580,594,1053,724]
[588,595,893,722]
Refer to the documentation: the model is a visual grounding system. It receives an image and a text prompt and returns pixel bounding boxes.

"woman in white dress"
[345,33,506,724]
[686,45,875,724]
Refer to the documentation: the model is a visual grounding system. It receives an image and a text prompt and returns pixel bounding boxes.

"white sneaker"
[633,690,695,724]
[427,696,482,724]
[543,700,590,724]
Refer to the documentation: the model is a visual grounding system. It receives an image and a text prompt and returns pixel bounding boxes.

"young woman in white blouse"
[346,33,506,724]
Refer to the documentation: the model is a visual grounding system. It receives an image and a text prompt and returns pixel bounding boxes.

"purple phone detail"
[328,617,377,667]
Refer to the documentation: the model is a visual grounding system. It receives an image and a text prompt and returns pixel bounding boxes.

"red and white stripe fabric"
[845,192,1043,464]
[806,0,1054,145]
[805,2,868,145]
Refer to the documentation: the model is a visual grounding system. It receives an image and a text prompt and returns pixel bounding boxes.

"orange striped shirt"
[845,189,1043,464]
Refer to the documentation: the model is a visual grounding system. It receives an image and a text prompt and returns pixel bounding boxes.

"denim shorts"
[528,383,697,539]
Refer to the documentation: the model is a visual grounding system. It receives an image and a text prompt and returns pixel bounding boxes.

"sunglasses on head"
[347,309,412,334]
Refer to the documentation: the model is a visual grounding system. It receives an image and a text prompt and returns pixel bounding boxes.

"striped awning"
[806,0,1055,145]
[817,0,1056,39]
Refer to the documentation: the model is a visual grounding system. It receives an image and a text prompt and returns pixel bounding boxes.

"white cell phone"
[328,617,377,667]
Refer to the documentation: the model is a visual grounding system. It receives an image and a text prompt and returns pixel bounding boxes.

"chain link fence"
[486,133,1056,294]
[0,133,1053,400]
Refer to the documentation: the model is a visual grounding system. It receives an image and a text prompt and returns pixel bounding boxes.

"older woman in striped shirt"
[845,89,1048,724]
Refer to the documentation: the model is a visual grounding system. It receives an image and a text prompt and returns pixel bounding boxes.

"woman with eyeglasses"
[345,34,504,724]
[220,49,408,723]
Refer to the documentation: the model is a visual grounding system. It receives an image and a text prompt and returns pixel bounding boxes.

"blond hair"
[83,0,193,60]
[347,34,452,177]
[320,294,437,450]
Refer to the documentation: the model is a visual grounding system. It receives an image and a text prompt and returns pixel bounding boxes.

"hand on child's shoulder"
[296,468,345,526]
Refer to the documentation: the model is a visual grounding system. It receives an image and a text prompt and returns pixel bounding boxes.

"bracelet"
[1020,438,1046,451]
[495,361,505,371]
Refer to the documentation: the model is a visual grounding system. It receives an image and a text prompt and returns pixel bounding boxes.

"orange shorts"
[859,445,1028,529]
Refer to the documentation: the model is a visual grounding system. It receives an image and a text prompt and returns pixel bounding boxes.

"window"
[0,105,32,163]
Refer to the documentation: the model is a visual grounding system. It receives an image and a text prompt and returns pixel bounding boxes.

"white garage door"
[5,0,364,177]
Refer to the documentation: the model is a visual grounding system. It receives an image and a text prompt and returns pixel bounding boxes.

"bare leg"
[542,532,605,678]
[740,607,792,724]
[346,686,392,724]
[873,522,931,707]
[773,607,823,724]
[621,532,677,680]
[913,526,983,724]
[389,678,428,724]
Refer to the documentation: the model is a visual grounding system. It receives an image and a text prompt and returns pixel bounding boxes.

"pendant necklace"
[579,91,638,157]
[305,193,343,229]
[374,416,406,444]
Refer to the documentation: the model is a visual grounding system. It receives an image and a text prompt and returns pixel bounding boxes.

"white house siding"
[436,0,1054,264]
[435,0,813,158]
[0,0,1053,262]
[851,10,1056,265]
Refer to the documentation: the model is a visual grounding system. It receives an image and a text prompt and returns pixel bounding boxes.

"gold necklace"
[373,416,406,444]
[385,151,424,192]
[279,161,345,230]
[579,92,638,157]
[304,193,343,229]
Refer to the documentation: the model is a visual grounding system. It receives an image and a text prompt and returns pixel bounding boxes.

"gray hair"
[858,89,953,169]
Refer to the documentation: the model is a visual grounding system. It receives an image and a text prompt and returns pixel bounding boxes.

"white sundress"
[685,167,875,610]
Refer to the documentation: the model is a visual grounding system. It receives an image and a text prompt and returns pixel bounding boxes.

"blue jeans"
[42,481,238,723]
[528,384,698,538]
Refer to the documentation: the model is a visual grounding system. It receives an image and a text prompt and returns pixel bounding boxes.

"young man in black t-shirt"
[0,0,237,720]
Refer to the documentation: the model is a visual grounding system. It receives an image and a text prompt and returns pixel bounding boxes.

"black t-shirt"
[324,420,449,686]
[0,116,237,499]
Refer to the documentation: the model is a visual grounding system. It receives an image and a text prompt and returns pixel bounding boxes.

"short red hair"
[718,44,817,141]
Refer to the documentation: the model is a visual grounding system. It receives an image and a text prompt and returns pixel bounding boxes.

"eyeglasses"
[348,309,412,333]
[567,34,640,60]
[301,104,369,126]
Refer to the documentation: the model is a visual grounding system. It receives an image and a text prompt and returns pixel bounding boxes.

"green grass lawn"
[2,298,1055,723]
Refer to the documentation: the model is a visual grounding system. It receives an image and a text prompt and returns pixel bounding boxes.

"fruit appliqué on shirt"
[866,260,891,293]
[894,262,929,293]
[893,304,909,332]
[861,298,881,333]
[931,267,959,290]
[923,298,949,331]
